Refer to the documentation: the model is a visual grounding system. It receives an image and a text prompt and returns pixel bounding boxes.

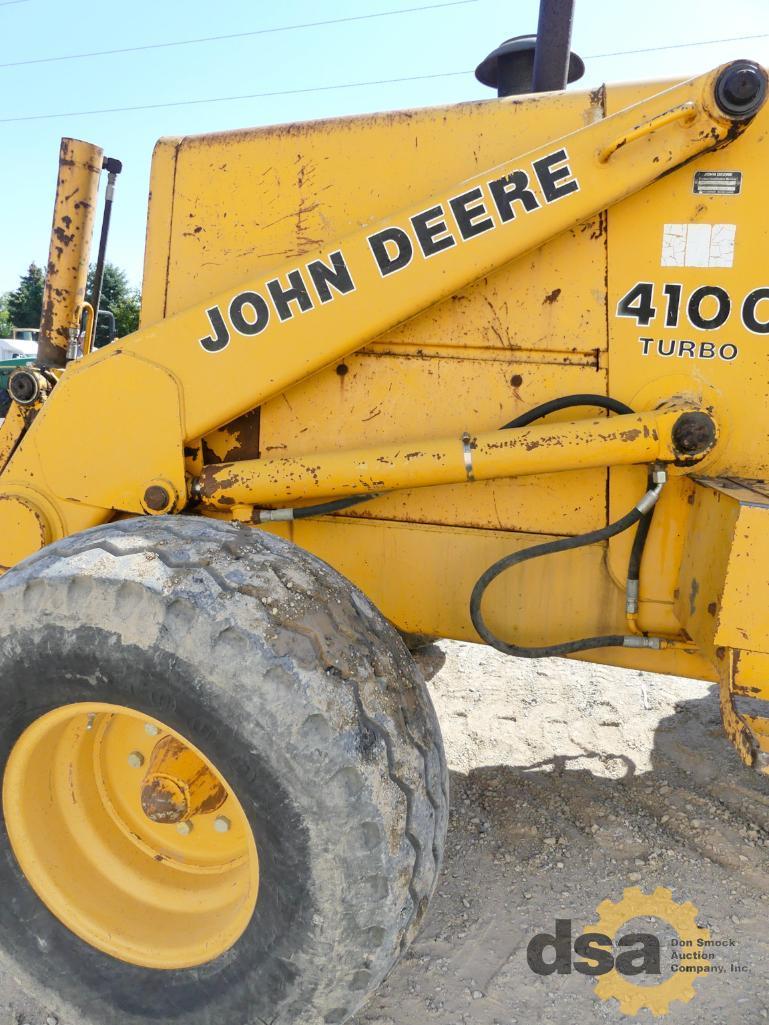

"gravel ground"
[5,640,769,1024]
[352,641,769,1025]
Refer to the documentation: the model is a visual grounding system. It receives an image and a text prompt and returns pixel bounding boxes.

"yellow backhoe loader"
[0,2,768,1021]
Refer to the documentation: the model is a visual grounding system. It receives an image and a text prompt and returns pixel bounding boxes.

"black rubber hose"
[500,393,634,430]
[293,394,637,519]
[291,494,374,520]
[627,468,655,586]
[288,391,657,658]
[468,393,667,658]
[469,499,648,658]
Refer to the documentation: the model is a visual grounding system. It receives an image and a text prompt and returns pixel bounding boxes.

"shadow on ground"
[354,647,769,1025]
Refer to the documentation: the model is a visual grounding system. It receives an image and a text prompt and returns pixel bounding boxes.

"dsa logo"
[527,917,659,977]
[526,887,711,1016]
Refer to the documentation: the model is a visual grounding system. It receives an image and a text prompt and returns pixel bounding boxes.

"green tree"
[86,262,141,344]
[7,263,44,329]
[110,294,141,337]
[3,261,140,347]
[0,294,12,338]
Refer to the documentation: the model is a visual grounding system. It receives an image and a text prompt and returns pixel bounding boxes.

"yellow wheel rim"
[2,703,259,970]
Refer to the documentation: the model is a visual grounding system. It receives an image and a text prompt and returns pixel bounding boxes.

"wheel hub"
[2,703,259,970]
[140,734,227,824]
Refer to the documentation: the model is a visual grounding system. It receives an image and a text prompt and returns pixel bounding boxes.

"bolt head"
[127,751,145,769]
[176,821,193,836]
[214,816,231,834]
[143,484,172,512]
[144,723,160,736]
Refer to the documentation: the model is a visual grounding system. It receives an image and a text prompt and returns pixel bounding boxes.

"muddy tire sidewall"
[0,518,448,1025]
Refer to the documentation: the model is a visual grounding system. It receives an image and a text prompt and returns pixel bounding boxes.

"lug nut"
[214,816,231,834]
[144,723,160,736]
[176,821,193,836]
[127,751,145,768]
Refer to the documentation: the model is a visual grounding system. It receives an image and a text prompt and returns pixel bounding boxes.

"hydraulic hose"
[256,493,375,522]
[626,467,656,632]
[469,475,665,658]
[255,391,667,657]
[469,394,670,658]
[500,393,634,429]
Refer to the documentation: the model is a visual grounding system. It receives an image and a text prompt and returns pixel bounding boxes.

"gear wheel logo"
[584,886,711,1016]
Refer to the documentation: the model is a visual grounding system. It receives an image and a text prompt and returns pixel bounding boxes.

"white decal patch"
[661,223,736,268]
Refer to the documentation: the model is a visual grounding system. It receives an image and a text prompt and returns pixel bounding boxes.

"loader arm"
[0,63,761,569]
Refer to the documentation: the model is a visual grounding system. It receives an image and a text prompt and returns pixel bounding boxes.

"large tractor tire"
[0,517,448,1025]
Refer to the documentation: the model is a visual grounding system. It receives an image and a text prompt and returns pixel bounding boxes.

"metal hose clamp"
[461,432,475,482]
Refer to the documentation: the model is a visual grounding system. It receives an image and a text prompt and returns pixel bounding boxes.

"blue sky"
[1,0,767,295]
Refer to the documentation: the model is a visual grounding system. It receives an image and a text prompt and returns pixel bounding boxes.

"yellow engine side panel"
[143,90,609,538]
[140,77,767,681]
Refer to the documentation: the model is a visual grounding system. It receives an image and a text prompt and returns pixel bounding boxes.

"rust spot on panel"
[201,438,220,463]
[589,210,606,240]
[202,409,261,464]
[707,601,717,617]
[589,84,606,110]
[543,288,561,305]
[689,577,699,616]
[733,684,762,696]
[54,229,72,251]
